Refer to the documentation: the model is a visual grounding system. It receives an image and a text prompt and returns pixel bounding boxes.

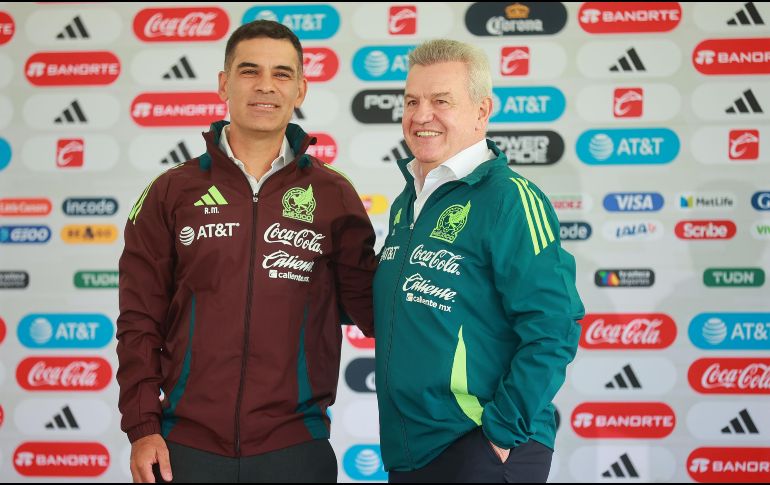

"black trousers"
[389,428,552,483]
[153,439,337,483]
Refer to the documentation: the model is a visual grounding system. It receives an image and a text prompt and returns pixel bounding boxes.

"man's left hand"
[489,440,509,463]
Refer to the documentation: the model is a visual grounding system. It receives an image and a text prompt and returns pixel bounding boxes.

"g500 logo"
[430,201,470,244]
[282,185,316,223]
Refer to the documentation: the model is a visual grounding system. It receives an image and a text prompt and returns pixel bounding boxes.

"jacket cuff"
[126,421,162,443]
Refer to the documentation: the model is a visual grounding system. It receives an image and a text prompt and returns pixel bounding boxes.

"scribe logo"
[25,51,120,86]
[571,402,676,439]
[580,314,677,350]
[302,47,338,82]
[389,6,417,35]
[133,7,229,42]
[578,2,682,33]
[131,92,227,127]
[13,442,109,477]
[675,220,736,240]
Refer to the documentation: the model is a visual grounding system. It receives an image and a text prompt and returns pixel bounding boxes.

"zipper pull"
[253,194,258,203]
[409,223,414,230]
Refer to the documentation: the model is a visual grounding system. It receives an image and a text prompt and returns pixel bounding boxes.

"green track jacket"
[373,140,584,471]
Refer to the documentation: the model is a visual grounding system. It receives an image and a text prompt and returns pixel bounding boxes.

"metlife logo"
[490,87,565,123]
[689,313,770,350]
[577,128,679,165]
[352,46,414,81]
[487,131,564,165]
[18,314,114,349]
[243,5,340,40]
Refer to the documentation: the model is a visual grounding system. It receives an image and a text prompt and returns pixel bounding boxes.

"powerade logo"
[560,222,592,241]
[242,5,339,40]
[690,313,770,350]
[490,87,565,123]
[603,192,664,212]
[577,129,679,165]
[752,191,770,211]
[487,130,564,165]
[343,445,387,481]
[18,314,114,349]
[0,226,51,244]
[345,358,375,393]
[352,46,414,81]
[62,198,118,216]
[0,137,10,171]
[352,89,403,124]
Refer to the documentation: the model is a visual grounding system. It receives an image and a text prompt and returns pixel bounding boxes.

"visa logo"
[603,192,664,212]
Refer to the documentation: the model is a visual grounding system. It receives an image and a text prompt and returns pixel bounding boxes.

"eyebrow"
[235,62,296,74]
[404,92,453,99]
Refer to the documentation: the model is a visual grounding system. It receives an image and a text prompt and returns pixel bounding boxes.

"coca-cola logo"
[689,358,770,394]
[14,442,109,477]
[263,222,325,254]
[346,325,375,349]
[302,48,339,82]
[16,357,112,391]
[134,7,229,42]
[693,38,770,75]
[571,402,676,438]
[578,2,681,33]
[131,92,227,127]
[306,133,337,164]
[409,244,463,275]
[580,314,677,349]
[675,220,737,240]
[25,52,120,87]
[0,11,15,45]
[687,447,770,483]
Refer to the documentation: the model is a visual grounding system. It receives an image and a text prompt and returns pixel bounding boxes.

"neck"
[227,124,285,177]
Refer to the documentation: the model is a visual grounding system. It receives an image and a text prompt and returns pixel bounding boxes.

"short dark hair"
[224,20,303,75]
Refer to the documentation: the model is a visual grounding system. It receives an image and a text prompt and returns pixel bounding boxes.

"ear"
[217,71,228,102]
[476,96,493,131]
[294,76,308,109]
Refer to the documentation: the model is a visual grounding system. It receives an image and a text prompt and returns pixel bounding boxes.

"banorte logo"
[675,220,737,240]
[133,7,229,42]
[25,52,120,86]
[578,2,682,33]
[13,442,109,477]
[16,357,112,391]
[303,48,339,82]
[693,38,770,75]
[687,448,770,483]
[346,325,375,349]
[0,11,15,45]
[689,358,770,394]
[580,313,677,350]
[306,133,337,164]
[131,93,227,127]
[571,402,676,439]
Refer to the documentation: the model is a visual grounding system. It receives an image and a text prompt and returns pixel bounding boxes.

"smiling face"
[402,61,492,171]
[218,37,307,139]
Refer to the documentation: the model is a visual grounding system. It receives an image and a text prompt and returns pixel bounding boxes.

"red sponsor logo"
[0,11,15,45]
[688,447,770,483]
[0,315,6,345]
[303,48,339,82]
[613,88,643,118]
[572,402,675,439]
[689,358,770,395]
[25,52,120,87]
[306,133,337,164]
[56,139,84,168]
[131,92,227,127]
[578,2,681,33]
[389,6,417,35]
[500,47,530,76]
[694,38,770,75]
[0,405,3,428]
[13,442,109,477]
[729,130,759,160]
[675,220,737,240]
[134,7,228,42]
[16,357,112,391]
[346,325,375,349]
[579,313,676,349]
[0,198,52,217]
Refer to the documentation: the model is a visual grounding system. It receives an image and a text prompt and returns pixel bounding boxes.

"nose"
[253,72,276,93]
[411,100,434,124]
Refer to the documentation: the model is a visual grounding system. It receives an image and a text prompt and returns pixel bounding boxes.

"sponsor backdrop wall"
[0,2,769,482]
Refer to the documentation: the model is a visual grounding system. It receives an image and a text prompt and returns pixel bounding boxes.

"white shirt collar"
[219,124,293,170]
[407,138,491,187]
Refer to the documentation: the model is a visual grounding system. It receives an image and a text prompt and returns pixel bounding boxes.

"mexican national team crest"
[282,185,316,223]
[430,201,471,243]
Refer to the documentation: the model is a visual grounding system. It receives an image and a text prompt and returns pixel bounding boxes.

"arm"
[482,180,584,450]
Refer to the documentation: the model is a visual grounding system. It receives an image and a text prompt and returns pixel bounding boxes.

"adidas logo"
[727,2,765,26]
[54,100,87,124]
[163,56,196,80]
[45,406,79,430]
[609,48,646,72]
[293,107,305,120]
[602,453,639,478]
[721,408,759,434]
[194,185,228,206]
[605,364,642,389]
[726,89,764,114]
[382,139,413,163]
[160,141,191,165]
[56,16,89,39]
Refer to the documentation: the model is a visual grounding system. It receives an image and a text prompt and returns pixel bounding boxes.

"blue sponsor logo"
[0,138,10,171]
[752,191,770,211]
[577,128,680,165]
[343,445,388,481]
[490,87,565,123]
[0,225,51,244]
[689,313,770,350]
[18,313,114,349]
[243,5,340,39]
[603,192,664,212]
[353,46,414,81]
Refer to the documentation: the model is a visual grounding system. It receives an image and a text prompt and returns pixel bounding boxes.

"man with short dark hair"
[117,20,375,483]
